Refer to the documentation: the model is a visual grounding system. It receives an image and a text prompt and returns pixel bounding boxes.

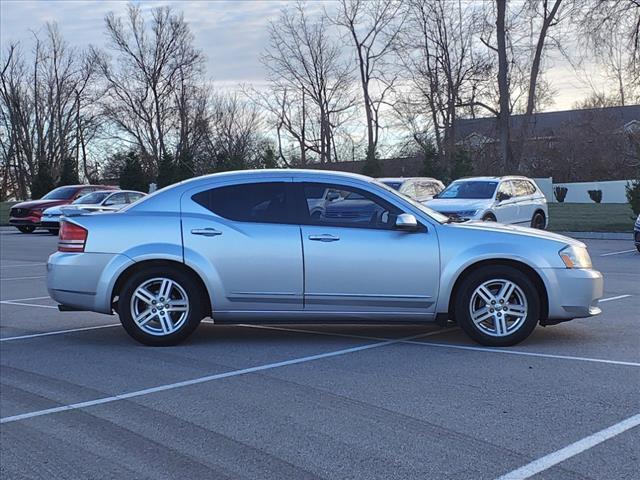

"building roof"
[455,105,640,141]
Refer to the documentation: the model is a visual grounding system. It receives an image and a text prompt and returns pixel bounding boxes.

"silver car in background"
[41,190,146,233]
[378,177,445,202]
[48,170,603,347]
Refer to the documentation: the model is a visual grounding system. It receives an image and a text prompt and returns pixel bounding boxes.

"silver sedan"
[47,170,603,346]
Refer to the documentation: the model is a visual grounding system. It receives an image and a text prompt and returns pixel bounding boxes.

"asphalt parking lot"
[1,227,638,480]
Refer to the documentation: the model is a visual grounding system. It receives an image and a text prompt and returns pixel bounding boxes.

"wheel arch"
[447,259,548,323]
[111,259,212,317]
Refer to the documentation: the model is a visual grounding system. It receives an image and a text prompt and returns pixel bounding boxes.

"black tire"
[48,228,59,235]
[117,266,205,346]
[636,244,640,253]
[531,211,546,229]
[482,213,496,222]
[17,225,35,234]
[454,265,540,347]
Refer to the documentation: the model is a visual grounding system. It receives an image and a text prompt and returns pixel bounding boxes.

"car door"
[493,181,519,224]
[181,179,303,312]
[297,181,439,317]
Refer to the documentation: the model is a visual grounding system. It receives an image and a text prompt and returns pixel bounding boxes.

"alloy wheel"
[130,277,190,336]
[468,279,528,337]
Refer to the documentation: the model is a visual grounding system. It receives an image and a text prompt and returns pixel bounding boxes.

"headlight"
[559,245,592,269]
[456,210,478,218]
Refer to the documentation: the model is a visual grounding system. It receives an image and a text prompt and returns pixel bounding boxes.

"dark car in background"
[9,185,118,234]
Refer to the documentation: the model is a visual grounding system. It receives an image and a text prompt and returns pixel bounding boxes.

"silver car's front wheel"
[469,279,528,337]
[131,278,190,336]
[118,266,205,346]
[455,266,540,346]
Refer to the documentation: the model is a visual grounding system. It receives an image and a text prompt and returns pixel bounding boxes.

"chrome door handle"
[308,234,340,242]
[191,228,222,237]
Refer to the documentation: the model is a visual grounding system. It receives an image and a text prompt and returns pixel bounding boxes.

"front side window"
[127,192,145,203]
[192,182,291,224]
[72,192,111,205]
[104,192,128,205]
[301,182,401,230]
[439,181,498,199]
[416,182,443,197]
[497,181,515,199]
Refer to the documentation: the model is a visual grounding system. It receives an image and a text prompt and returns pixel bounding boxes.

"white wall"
[551,180,632,203]
[532,177,553,202]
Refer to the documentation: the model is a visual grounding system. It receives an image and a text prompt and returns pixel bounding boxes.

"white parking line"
[0,301,57,309]
[0,324,120,342]
[495,413,640,480]
[0,263,45,268]
[0,296,50,302]
[246,325,640,367]
[599,294,632,303]
[600,249,636,257]
[0,331,435,424]
[0,275,46,281]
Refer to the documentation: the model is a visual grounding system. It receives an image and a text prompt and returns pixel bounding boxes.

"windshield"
[72,192,111,205]
[438,181,498,199]
[380,180,402,190]
[42,187,78,200]
[373,181,449,223]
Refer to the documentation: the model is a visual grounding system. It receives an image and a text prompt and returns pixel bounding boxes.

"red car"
[9,185,118,234]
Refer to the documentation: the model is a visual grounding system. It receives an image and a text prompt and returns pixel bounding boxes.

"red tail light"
[58,221,88,252]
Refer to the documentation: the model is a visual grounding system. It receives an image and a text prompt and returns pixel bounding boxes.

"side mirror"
[496,192,510,202]
[395,213,418,231]
[326,191,340,201]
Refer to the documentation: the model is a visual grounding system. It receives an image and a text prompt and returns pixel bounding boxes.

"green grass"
[1,201,18,226]
[548,203,635,232]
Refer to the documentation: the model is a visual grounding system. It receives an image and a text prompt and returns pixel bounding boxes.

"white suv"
[424,176,548,229]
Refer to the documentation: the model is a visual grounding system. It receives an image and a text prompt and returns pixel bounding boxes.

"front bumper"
[9,215,40,227]
[40,215,61,228]
[47,252,135,314]
[541,267,603,321]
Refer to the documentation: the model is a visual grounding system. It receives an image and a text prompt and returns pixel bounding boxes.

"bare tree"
[397,0,491,168]
[1,24,99,198]
[94,4,204,169]
[335,0,405,161]
[262,2,355,164]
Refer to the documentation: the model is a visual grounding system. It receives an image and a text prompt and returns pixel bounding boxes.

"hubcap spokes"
[131,278,189,336]
[469,279,528,337]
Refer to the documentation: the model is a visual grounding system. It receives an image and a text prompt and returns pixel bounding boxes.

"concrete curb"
[555,231,632,240]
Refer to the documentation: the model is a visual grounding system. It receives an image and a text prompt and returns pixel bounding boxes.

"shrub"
[119,151,148,192]
[31,160,56,199]
[362,146,382,177]
[58,156,79,186]
[553,186,568,203]
[626,179,640,216]
[588,189,602,203]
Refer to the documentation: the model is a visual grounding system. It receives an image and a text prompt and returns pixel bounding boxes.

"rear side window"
[192,182,291,224]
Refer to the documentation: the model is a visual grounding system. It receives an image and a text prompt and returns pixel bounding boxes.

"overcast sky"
[1,0,603,111]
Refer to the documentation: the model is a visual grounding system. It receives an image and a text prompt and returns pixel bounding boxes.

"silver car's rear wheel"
[118,266,205,346]
[469,279,528,337]
[130,277,190,336]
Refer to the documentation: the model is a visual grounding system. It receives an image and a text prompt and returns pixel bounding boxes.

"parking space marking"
[599,294,632,303]
[0,331,435,424]
[0,324,120,342]
[240,323,456,341]
[600,249,636,257]
[246,325,640,367]
[0,301,57,309]
[0,275,46,281]
[495,413,640,480]
[0,296,50,302]
[0,263,45,268]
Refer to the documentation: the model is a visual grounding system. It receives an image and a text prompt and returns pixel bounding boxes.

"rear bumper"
[47,252,135,314]
[540,267,603,321]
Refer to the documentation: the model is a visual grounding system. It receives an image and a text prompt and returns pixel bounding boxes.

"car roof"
[377,177,442,183]
[453,176,533,182]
